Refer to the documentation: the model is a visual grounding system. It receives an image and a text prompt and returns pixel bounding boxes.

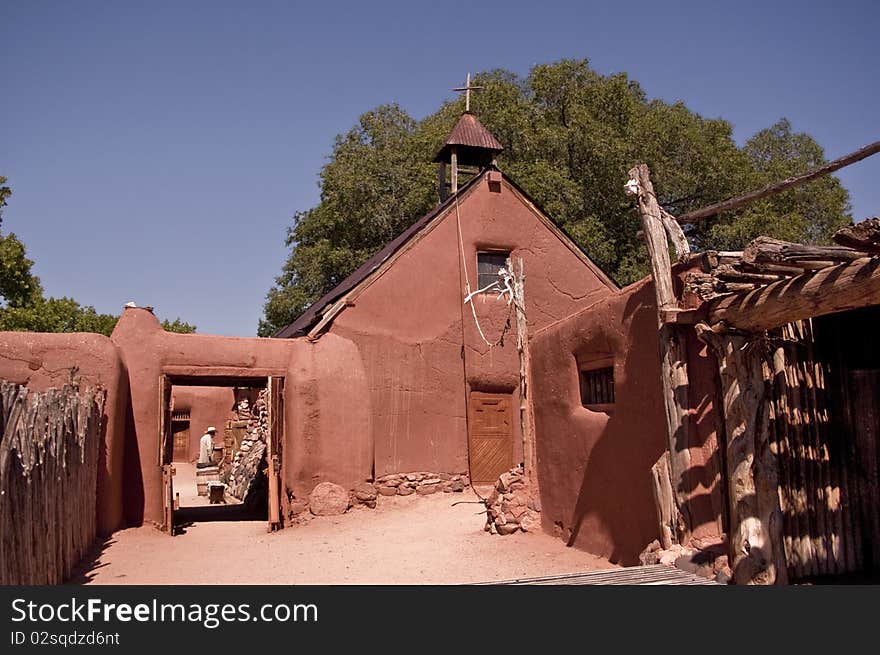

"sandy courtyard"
[73,489,614,584]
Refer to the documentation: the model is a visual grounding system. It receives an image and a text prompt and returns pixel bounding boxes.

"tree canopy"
[259,60,853,336]
[0,177,196,336]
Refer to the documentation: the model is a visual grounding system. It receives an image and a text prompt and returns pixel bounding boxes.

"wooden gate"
[158,374,175,534]
[267,376,284,531]
[468,392,514,484]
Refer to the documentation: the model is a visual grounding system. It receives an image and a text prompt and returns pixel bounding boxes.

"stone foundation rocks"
[484,465,541,536]
[283,471,472,520]
[639,539,732,584]
[368,471,469,500]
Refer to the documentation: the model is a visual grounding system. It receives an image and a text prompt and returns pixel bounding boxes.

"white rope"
[454,194,512,348]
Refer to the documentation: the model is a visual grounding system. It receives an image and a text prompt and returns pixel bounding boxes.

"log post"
[696,324,788,584]
[627,164,692,542]
[511,257,538,485]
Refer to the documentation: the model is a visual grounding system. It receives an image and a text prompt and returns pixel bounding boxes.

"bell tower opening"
[435,73,504,201]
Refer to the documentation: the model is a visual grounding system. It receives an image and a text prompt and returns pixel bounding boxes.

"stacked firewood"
[685,218,880,302]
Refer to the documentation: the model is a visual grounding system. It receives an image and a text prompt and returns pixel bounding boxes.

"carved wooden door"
[468,392,514,484]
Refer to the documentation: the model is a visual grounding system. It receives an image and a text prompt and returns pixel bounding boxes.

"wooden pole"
[677,140,880,224]
[450,147,458,195]
[627,164,691,541]
[511,257,538,484]
[438,161,448,202]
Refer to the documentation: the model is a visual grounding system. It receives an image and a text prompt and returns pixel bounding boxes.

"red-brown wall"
[529,277,725,564]
[328,175,616,477]
[0,331,129,536]
[110,307,371,526]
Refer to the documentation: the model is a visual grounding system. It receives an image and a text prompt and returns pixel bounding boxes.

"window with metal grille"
[580,366,615,406]
[477,251,509,289]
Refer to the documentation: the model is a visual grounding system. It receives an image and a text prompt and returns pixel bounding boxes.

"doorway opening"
[159,375,284,535]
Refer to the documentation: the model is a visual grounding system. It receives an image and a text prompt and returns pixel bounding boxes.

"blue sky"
[2,1,878,336]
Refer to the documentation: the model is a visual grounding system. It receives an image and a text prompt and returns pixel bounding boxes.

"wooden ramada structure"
[571,156,880,584]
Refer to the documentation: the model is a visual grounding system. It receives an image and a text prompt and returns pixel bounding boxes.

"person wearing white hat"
[198,427,217,468]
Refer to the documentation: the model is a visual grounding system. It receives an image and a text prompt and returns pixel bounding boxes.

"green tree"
[703,119,851,250]
[1,175,43,308]
[261,60,852,336]
[161,318,197,334]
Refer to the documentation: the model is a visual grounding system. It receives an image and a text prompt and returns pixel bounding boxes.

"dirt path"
[75,490,614,584]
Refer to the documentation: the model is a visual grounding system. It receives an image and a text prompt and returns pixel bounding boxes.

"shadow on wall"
[539,286,665,565]
[122,398,144,526]
[534,278,726,566]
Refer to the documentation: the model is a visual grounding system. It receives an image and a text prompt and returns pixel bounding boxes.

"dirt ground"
[73,489,614,585]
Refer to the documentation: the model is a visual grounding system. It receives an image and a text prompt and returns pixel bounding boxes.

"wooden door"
[172,422,190,461]
[267,376,285,531]
[468,392,514,484]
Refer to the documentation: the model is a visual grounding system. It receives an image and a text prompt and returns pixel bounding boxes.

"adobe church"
[273,107,617,486]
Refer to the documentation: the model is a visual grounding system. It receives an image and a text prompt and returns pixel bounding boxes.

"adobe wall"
[329,175,615,477]
[529,277,725,565]
[0,331,129,536]
[170,386,235,461]
[111,308,370,527]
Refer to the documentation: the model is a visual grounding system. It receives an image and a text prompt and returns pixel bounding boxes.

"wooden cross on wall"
[453,73,483,112]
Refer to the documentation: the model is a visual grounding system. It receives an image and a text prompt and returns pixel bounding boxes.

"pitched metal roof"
[433,112,503,162]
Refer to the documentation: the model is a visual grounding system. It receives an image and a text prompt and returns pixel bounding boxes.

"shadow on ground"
[174,504,266,534]
[66,537,116,584]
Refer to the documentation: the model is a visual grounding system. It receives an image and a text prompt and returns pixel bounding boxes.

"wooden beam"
[743,236,869,266]
[708,256,880,332]
[677,140,880,224]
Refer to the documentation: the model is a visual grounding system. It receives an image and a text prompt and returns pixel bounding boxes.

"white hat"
[207,426,216,433]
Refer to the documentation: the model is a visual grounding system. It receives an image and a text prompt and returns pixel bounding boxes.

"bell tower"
[435,74,503,201]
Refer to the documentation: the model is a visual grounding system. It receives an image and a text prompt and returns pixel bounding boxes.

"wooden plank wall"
[0,380,105,584]
[769,319,880,580]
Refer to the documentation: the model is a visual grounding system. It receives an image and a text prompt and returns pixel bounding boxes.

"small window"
[477,251,509,289]
[580,366,615,406]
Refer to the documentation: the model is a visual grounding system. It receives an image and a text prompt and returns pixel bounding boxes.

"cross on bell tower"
[434,74,504,202]
[453,73,483,112]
